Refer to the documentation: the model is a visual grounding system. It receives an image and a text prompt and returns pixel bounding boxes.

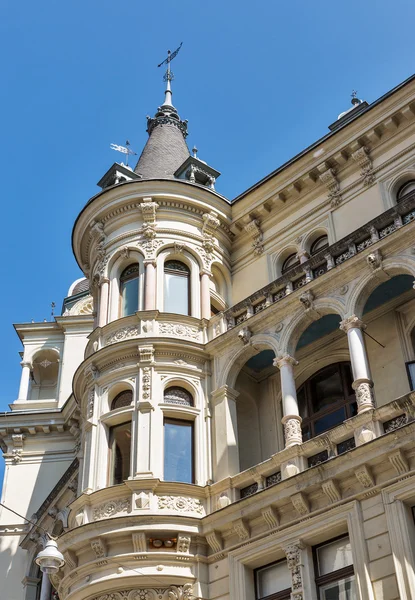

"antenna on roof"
[51,302,56,320]
[157,42,183,107]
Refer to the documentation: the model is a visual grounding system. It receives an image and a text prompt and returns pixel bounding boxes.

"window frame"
[313,534,355,597]
[254,558,292,600]
[298,362,357,440]
[405,360,415,391]
[310,235,329,256]
[108,420,132,485]
[281,253,300,275]
[163,417,195,484]
[111,389,133,411]
[119,264,140,317]
[163,260,191,316]
[397,180,415,202]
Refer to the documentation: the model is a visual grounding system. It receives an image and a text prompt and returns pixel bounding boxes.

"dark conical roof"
[134,81,190,179]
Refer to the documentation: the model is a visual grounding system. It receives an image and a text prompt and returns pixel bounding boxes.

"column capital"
[273,354,298,369]
[20,360,32,369]
[99,277,110,286]
[143,259,157,267]
[200,269,212,277]
[339,315,366,332]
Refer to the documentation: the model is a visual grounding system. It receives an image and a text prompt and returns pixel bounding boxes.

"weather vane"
[157,42,183,82]
[110,140,137,166]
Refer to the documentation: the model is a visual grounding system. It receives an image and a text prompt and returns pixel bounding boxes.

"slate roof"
[72,278,89,296]
[134,121,190,179]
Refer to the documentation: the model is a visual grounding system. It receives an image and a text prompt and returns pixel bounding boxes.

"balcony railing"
[222,191,415,329]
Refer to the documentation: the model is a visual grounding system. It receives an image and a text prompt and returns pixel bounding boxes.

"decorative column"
[273,355,302,447]
[284,543,305,600]
[211,385,240,480]
[200,270,211,320]
[18,361,32,401]
[39,572,52,600]
[98,277,109,327]
[340,316,375,412]
[144,260,156,311]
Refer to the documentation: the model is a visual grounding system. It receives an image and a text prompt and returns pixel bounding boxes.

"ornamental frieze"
[158,322,200,340]
[89,585,193,600]
[93,498,131,521]
[105,325,140,345]
[157,495,203,514]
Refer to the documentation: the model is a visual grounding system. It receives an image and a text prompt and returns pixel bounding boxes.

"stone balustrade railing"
[221,191,415,329]
[85,311,207,357]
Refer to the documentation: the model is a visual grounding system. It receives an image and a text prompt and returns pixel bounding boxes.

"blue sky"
[0,0,414,488]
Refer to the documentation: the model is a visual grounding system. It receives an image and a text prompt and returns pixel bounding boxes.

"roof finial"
[192,146,198,158]
[351,90,361,106]
[157,42,183,108]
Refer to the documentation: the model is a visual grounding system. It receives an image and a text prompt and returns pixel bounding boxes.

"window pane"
[256,561,291,598]
[164,420,193,483]
[121,277,139,316]
[407,361,415,391]
[317,537,353,576]
[314,407,346,435]
[310,365,344,413]
[319,576,356,600]
[164,272,189,315]
[110,422,131,484]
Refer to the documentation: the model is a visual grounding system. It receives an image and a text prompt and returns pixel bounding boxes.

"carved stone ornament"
[355,464,375,489]
[87,388,95,419]
[202,210,220,235]
[137,238,164,259]
[352,146,375,186]
[273,354,298,370]
[366,249,382,271]
[282,416,303,447]
[132,532,147,553]
[89,586,193,600]
[322,479,342,503]
[105,325,140,345]
[135,491,150,509]
[93,498,131,521]
[299,289,314,310]
[158,322,200,340]
[290,492,310,516]
[284,543,304,599]
[353,381,375,412]
[64,294,94,316]
[84,362,100,381]
[238,326,252,345]
[139,345,154,363]
[233,518,250,541]
[261,506,279,529]
[319,168,342,207]
[90,538,107,565]
[206,530,223,554]
[141,366,151,401]
[157,496,203,514]
[140,199,159,223]
[339,315,365,333]
[389,449,409,475]
[244,218,264,255]
[177,533,191,553]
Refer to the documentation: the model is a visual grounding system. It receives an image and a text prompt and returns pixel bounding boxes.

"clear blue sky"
[0,0,414,488]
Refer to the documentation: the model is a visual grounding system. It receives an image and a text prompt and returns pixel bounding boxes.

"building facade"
[1,71,415,600]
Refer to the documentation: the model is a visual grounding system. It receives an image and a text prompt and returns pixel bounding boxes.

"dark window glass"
[111,390,133,410]
[109,422,131,484]
[164,260,190,315]
[164,419,193,483]
[310,235,329,255]
[298,362,356,440]
[281,253,300,274]
[255,559,291,600]
[120,264,139,316]
[406,361,415,391]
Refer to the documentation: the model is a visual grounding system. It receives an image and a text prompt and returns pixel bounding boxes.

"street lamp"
[35,538,65,574]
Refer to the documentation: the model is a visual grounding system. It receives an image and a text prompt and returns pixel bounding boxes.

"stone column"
[98,277,109,327]
[144,260,156,311]
[273,355,302,447]
[340,315,375,412]
[211,385,240,480]
[39,573,52,600]
[18,361,32,401]
[200,270,211,320]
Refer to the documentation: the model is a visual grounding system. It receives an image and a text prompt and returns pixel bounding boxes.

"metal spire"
[158,42,183,108]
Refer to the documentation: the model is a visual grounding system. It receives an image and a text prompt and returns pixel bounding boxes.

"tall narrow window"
[109,422,131,484]
[164,418,193,483]
[164,260,190,315]
[255,560,291,600]
[120,265,139,317]
[314,536,356,599]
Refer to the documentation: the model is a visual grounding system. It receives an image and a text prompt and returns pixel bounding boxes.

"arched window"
[120,265,139,317]
[297,362,356,440]
[30,350,59,401]
[111,390,133,410]
[310,235,329,255]
[281,253,300,274]
[164,260,190,315]
[109,421,131,484]
[164,386,193,407]
[397,180,415,202]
